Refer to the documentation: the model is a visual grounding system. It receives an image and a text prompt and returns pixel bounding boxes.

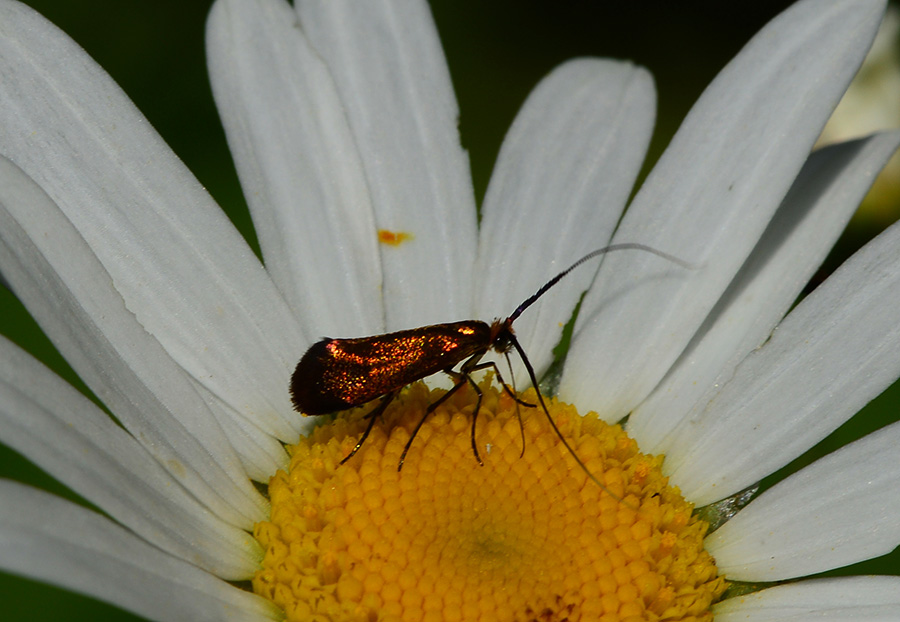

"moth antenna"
[508,243,694,323]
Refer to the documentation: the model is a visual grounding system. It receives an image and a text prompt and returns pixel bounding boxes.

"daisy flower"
[1,0,899,621]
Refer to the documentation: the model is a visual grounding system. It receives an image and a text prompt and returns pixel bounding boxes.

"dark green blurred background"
[1,1,898,620]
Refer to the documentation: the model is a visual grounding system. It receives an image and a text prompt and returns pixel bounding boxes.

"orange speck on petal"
[378,229,414,246]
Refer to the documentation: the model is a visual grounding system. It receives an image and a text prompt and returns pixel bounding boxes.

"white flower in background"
[822,4,900,141]
[0,0,898,621]
[819,4,900,225]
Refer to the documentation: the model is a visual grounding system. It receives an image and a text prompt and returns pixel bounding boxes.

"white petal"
[715,576,900,622]
[474,59,655,378]
[207,0,384,337]
[0,481,280,622]
[0,0,307,437]
[562,0,886,419]
[0,336,261,580]
[196,384,290,483]
[667,215,900,505]
[0,156,268,528]
[706,421,900,581]
[629,132,900,454]
[296,0,478,329]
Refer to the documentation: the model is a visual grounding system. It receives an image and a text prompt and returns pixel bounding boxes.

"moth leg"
[469,358,535,408]
[340,391,397,465]
[461,360,531,463]
[397,373,468,471]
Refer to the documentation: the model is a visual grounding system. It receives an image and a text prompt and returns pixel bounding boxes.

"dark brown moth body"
[290,243,689,480]
[292,321,492,415]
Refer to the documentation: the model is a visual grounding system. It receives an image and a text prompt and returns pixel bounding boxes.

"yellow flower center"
[253,381,725,621]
